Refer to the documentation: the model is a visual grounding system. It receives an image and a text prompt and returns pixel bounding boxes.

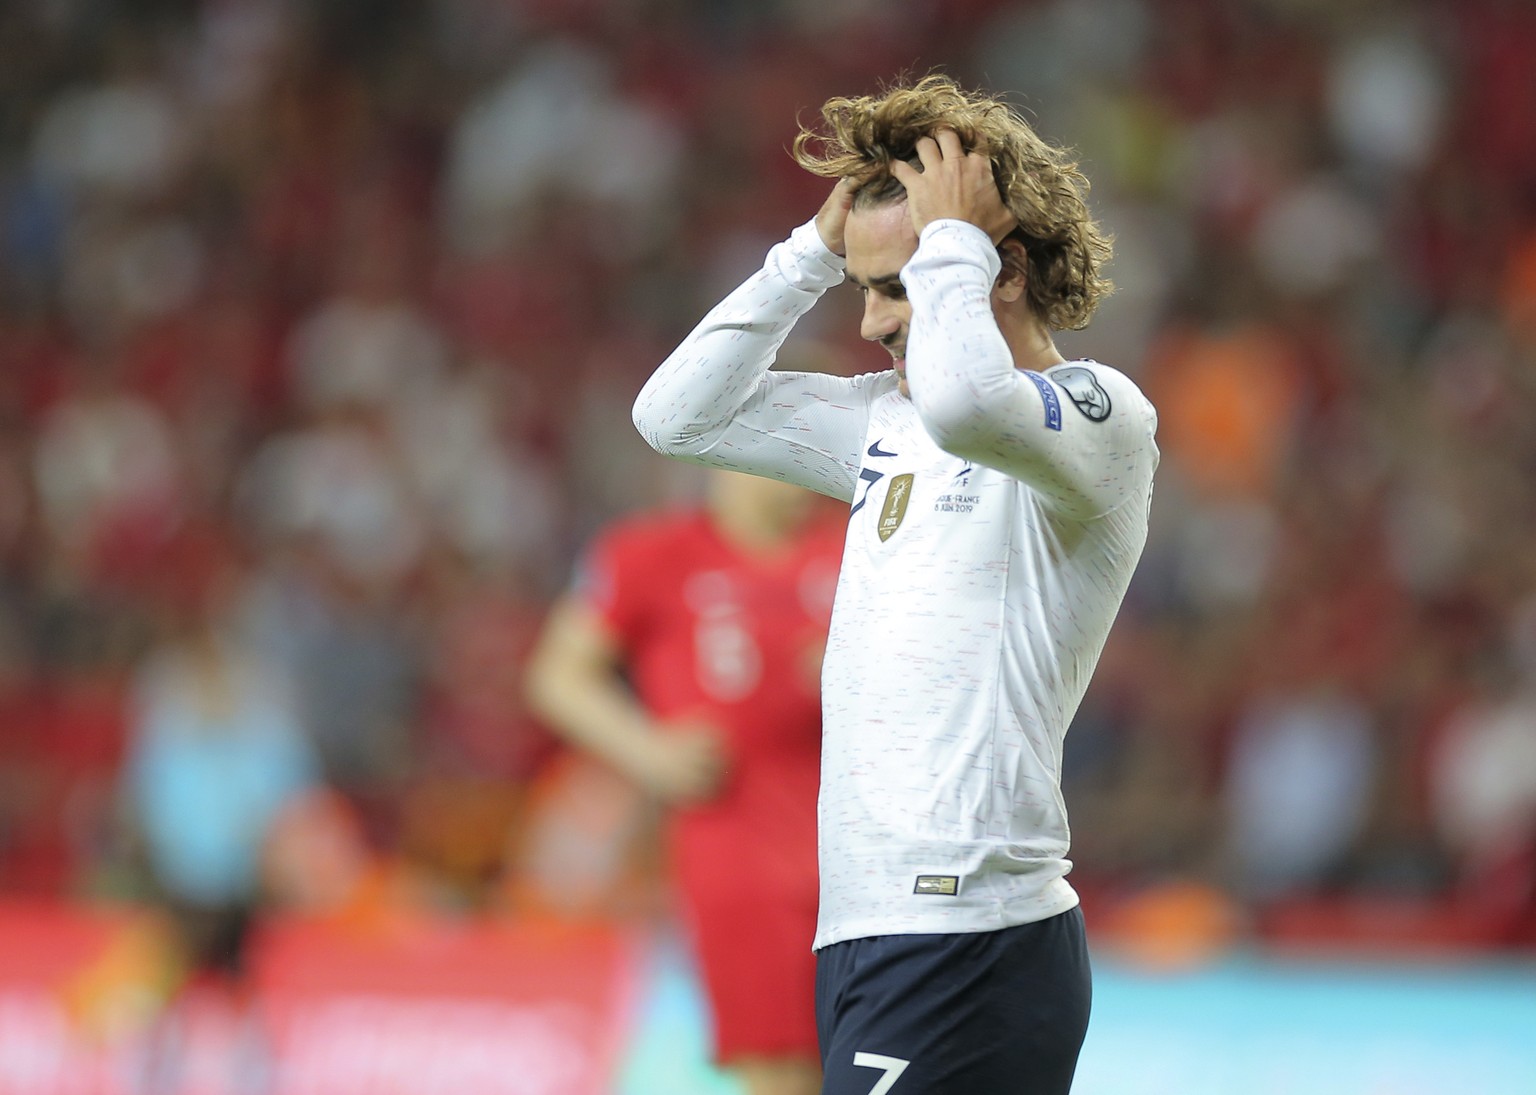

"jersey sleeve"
[570,522,652,653]
[899,219,1159,520]
[632,221,897,504]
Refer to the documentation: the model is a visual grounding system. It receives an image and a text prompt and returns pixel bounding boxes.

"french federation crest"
[1051,366,1112,422]
[877,473,914,542]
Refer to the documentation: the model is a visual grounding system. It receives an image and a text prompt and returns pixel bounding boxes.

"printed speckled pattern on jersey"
[632,221,893,503]
[633,217,1159,950]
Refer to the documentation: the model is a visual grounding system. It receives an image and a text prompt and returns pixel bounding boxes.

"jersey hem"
[810,879,1080,951]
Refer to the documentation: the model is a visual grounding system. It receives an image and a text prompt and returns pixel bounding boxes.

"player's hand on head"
[640,720,729,804]
[890,129,1017,244]
[814,177,857,257]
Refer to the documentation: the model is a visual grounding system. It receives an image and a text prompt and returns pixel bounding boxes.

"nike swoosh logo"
[867,439,898,458]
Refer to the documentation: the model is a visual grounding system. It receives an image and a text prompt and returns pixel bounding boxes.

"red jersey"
[576,505,841,1060]
[579,506,839,885]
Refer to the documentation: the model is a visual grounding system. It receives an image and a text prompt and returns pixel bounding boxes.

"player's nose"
[860,294,902,344]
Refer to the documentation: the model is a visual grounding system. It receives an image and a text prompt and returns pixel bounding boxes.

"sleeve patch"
[1024,371,1063,431]
[1050,365,1112,422]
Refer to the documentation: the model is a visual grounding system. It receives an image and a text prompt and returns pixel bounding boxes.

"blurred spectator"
[441,36,683,258]
[116,524,316,1091]
[31,358,184,581]
[231,540,423,830]
[392,361,565,580]
[1223,685,1379,899]
[123,530,318,983]
[286,215,447,415]
[1429,652,1536,943]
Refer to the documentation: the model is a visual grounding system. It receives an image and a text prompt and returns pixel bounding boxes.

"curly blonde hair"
[792,74,1113,331]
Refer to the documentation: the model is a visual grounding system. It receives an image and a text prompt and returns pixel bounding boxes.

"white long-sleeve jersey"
[634,217,1158,949]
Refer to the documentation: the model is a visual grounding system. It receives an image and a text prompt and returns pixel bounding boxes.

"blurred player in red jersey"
[525,468,841,1095]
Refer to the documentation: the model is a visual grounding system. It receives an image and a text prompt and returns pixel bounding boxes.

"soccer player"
[631,76,1159,1093]
[524,469,843,1095]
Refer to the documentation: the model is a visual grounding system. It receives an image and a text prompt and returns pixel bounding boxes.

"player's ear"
[994,238,1028,304]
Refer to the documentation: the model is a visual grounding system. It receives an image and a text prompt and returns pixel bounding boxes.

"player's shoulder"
[576,507,711,607]
[591,506,710,561]
[1043,359,1157,430]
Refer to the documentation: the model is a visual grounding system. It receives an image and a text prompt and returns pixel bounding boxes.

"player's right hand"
[636,721,728,804]
[814,177,857,257]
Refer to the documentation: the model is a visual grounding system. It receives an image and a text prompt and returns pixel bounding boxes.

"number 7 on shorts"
[852,1052,910,1095]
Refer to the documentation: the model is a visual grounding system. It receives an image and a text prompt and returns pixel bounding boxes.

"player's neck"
[710,505,796,555]
[1002,312,1066,373]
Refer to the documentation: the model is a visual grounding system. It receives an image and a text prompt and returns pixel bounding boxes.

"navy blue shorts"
[815,908,1091,1095]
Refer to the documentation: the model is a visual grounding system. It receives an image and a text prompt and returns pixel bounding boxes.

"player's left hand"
[891,129,1017,243]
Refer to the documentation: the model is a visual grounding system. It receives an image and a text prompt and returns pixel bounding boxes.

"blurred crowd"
[1,0,1534,956]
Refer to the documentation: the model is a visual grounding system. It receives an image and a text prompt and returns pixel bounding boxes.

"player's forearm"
[632,220,845,458]
[524,659,662,784]
[901,221,1126,516]
[902,220,1026,445]
[525,635,657,774]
